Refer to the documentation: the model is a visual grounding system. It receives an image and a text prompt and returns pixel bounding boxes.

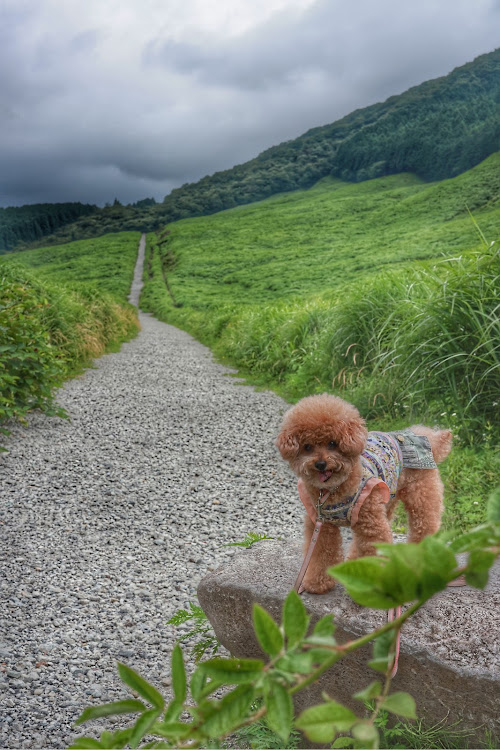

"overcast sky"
[1,0,498,207]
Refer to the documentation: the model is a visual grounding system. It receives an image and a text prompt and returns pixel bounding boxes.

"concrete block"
[198,540,499,740]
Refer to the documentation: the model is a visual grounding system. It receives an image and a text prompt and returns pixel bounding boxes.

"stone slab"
[198,540,499,740]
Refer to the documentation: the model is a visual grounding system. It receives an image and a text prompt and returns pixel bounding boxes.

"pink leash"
[294,519,324,594]
[387,605,402,677]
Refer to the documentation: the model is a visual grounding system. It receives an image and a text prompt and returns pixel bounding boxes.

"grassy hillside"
[141,157,500,531]
[0,233,141,435]
[143,152,500,308]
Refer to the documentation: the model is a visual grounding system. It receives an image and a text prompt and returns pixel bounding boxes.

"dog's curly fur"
[276,393,452,594]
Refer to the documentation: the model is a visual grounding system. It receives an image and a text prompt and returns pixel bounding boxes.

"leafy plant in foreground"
[71,490,500,749]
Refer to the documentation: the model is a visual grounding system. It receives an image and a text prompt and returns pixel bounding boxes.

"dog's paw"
[302,575,336,595]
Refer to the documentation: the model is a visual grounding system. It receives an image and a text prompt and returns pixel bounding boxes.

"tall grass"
[144,239,499,441]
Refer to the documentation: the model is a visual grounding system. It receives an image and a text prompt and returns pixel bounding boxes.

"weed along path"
[0,235,301,749]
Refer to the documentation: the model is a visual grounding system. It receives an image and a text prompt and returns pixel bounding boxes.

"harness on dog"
[319,432,403,526]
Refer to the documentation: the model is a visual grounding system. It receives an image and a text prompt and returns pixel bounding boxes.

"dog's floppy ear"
[275,431,299,460]
[336,418,367,456]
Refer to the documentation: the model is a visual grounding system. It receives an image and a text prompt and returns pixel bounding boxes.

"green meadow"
[142,155,500,530]
[143,153,500,307]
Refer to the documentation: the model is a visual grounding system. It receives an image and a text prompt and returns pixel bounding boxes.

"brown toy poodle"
[276,393,452,594]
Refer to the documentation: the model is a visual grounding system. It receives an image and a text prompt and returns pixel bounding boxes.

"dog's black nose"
[315,460,327,471]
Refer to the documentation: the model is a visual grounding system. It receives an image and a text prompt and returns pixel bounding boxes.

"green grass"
[3,231,141,302]
[144,153,500,308]
[374,709,497,749]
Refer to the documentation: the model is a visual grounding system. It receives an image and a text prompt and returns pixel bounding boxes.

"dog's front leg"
[301,515,343,594]
[349,488,393,558]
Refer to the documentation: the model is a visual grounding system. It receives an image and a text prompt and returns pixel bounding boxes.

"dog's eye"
[303,444,313,452]
[328,441,338,449]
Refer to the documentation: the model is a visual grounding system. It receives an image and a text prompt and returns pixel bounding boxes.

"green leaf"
[117,663,164,711]
[307,647,338,666]
[419,537,457,575]
[352,720,379,748]
[368,658,390,674]
[305,616,337,646]
[486,487,500,523]
[151,721,192,741]
[353,681,382,702]
[328,558,396,608]
[305,633,338,647]
[75,700,145,725]
[253,604,283,657]
[312,613,336,638]
[368,630,395,673]
[276,651,314,674]
[283,590,309,649]
[171,643,187,704]
[449,525,497,554]
[416,537,458,598]
[332,737,355,748]
[465,549,497,589]
[295,701,357,743]
[202,685,255,739]
[190,667,207,703]
[265,682,293,741]
[99,728,133,749]
[380,692,417,719]
[163,699,183,723]
[202,657,264,684]
[130,709,160,750]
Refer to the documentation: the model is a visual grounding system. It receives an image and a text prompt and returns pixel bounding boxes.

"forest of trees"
[2,49,499,252]
[0,203,98,252]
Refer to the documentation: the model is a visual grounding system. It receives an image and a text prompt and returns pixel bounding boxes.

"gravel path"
[0,237,302,748]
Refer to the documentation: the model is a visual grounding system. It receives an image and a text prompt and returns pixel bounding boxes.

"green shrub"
[0,264,66,431]
[0,262,139,439]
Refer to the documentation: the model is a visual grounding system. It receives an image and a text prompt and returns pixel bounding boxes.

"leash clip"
[316,489,326,522]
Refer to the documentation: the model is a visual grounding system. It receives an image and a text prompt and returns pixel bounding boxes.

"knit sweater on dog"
[299,430,437,527]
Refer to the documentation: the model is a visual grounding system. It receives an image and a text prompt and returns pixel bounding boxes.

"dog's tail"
[411,425,452,464]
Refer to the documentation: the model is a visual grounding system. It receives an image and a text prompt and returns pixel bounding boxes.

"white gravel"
[0,238,303,748]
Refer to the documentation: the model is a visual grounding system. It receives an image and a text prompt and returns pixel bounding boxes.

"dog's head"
[276,394,367,489]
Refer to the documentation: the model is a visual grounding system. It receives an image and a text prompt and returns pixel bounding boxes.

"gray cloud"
[0,0,498,207]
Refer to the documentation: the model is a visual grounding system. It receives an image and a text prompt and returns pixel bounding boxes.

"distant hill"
[156,49,500,222]
[3,48,499,251]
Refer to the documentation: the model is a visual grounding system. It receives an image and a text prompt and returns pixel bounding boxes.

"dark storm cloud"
[0,0,498,207]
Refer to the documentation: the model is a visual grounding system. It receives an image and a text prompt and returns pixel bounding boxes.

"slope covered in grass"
[143,152,500,308]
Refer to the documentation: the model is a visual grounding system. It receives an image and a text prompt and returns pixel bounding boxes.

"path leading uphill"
[0,236,302,748]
